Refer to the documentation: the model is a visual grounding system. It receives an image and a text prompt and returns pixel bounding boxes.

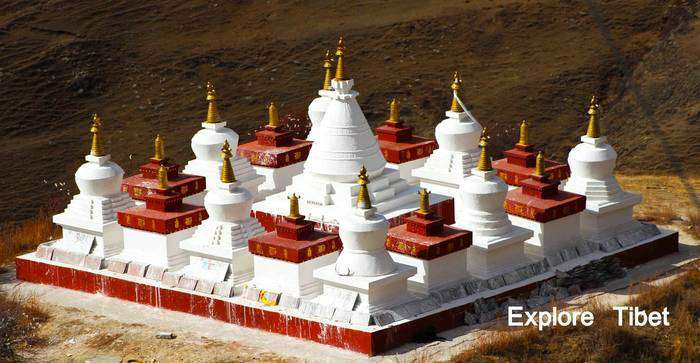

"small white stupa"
[456,130,533,279]
[47,114,135,266]
[412,72,482,215]
[182,82,264,204]
[562,97,643,245]
[179,141,266,290]
[253,38,420,228]
[306,50,334,141]
[314,166,416,315]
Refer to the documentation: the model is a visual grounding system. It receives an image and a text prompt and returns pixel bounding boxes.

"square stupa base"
[15,229,677,356]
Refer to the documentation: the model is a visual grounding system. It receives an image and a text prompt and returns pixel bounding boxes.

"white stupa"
[313,166,416,314]
[182,82,264,204]
[562,97,642,244]
[179,141,266,288]
[306,50,334,141]
[456,131,533,279]
[412,72,482,216]
[253,38,419,227]
[48,114,135,265]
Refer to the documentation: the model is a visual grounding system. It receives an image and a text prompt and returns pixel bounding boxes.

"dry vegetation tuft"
[0,293,49,361]
[454,262,700,362]
[0,210,59,266]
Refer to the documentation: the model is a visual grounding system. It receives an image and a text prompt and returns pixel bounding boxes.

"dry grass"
[0,210,60,267]
[454,262,700,362]
[0,293,49,361]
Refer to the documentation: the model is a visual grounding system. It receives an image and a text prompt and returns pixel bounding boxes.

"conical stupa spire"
[388,98,400,123]
[417,188,431,215]
[534,151,545,177]
[90,113,105,157]
[356,165,371,209]
[322,49,334,90]
[477,128,492,172]
[268,102,279,127]
[450,71,463,113]
[334,36,348,81]
[517,120,529,146]
[205,81,219,124]
[153,134,164,161]
[157,164,169,189]
[287,193,301,220]
[220,140,236,183]
[586,95,600,138]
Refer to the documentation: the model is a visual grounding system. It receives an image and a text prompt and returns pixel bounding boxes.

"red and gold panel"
[118,205,207,234]
[386,225,472,260]
[248,232,341,263]
[237,139,312,168]
[504,190,585,223]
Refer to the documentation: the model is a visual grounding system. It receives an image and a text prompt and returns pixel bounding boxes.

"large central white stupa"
[253,38,419,226]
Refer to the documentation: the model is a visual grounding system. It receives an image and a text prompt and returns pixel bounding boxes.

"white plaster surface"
[251,252,340,299]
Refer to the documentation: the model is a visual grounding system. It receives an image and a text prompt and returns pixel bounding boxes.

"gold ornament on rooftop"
[220,140,236,183]
[586,95,600,138]
[450,71,463,113]
[287,193,301,220]
[268,102,279,127]
[205,81,219,124]
[153,134,164,161]
[356,165,371,209]
[388,98,400,123]
[477,128,492,172]
[417,188,431,215]
[334,36,348,81]
[534,151,546,177]
[517,120,529,146]
[322,49,334,90]
[90,113,105,157]
[157,164,169,189]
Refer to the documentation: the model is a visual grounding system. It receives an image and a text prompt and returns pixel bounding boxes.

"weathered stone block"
[52,248,86,266]
[126,261,149,277]
[278,294,300,309]
[243,287,261,302]
[161,272,182,287]
[145,265,166,281]
[503,270,523,285]
[177,276,198,291]
[438,285,466,303]
[106,258,128,274]
[313,304,335,320]
[83,255,104,270]
[350,311,372,326]
[331,309,352,324]
[35,244,55,260]
[486,275,506,290]
[195,279,216,295]
[371,311,395,327]
[213,282,234,298]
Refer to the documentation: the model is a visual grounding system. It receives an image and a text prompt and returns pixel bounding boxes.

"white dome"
[191,127,239,162]
[307,96,331,141]
[567,140,617,180]
[458,172,512,237]
[435,113,482,152]
[204,184,252,222]
[75,159,124,197]
[304,79,386,182]
[335,211,396,277]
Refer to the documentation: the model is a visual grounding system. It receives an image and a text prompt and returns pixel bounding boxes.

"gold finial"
[90,113,105,157]
[220,140,236,183]
[287,193,301,219]
[534,151,545,177]
[322,49,333,90]
[450,71,463,113]
[205,81,219,124]
[268,102,279,127]
[586,95,600,138]
[417,188,431,215]
[477,128,492,171]
[388,98,399,123]
[356,165,371,209]
[334,36,348,81]
[153,134,164,161]
[157,164,169,189]
[517,120,529,146]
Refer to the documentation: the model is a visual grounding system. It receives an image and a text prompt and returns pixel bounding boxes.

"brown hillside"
[0,0,698,222]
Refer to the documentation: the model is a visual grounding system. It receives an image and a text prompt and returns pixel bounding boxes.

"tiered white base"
[183,156,264,203]
[389,250,469,295]
[511,214,584,260]
[385,157,428,185]
[178,219,266,285]
[110,228,193,270]
[313,263,417,314]
[252,162,305,200]
[467,226,533,279]
[412,148,480,214]
[251,252,340,299]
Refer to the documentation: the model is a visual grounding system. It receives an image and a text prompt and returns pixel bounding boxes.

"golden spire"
[534,151,545,177]
[287,193,301,220]
[477,128,492,172]
[586,95,600,138]
[153,134,164,161]
[205,81,219,124]
[417,188,431,215]
[450,71,463,113]
[90,113,105,157]
[220,140,236,183]
[517,120,529,146]
[157,164,169,189]
[388,98,399,123]
[334,36,348,81]
[322,49,333,90]
[356,165,371,209]
[267,102,279,127]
